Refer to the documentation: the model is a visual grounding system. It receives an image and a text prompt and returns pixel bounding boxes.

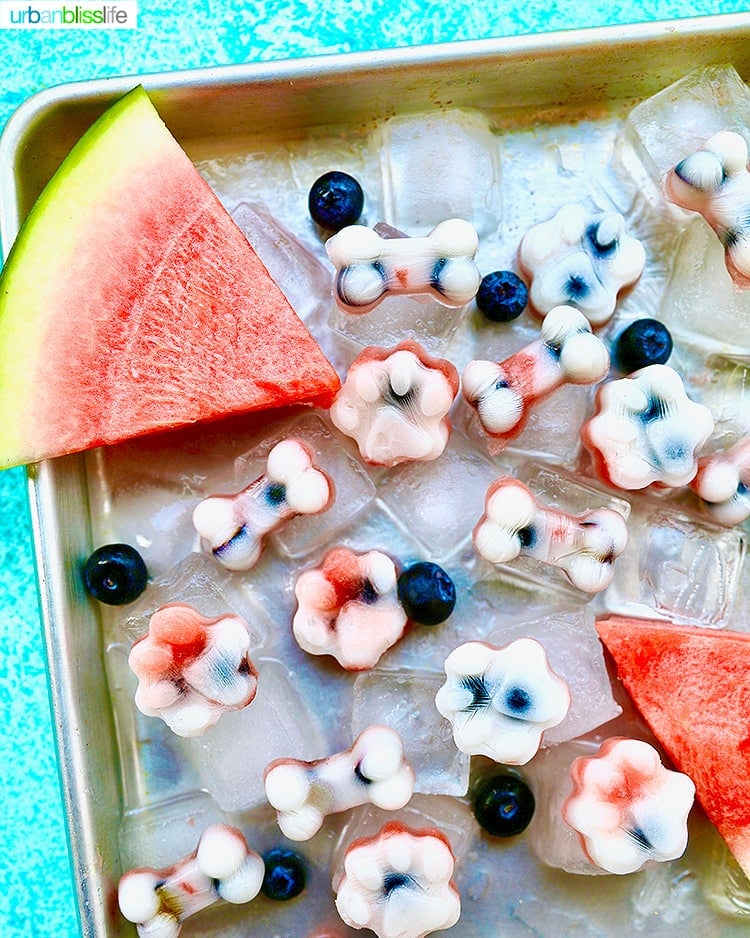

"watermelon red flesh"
[0,86,340,469]
[595,614,750,878]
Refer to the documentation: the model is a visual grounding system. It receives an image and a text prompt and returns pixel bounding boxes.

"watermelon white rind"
[0,85,340,469]
[596,614,750,879]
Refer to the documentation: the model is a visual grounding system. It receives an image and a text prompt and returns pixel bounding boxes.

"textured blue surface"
[0,3,748,936]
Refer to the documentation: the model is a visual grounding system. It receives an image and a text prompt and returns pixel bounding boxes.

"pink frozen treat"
[563,737,695,875]
[334,820,461,938]
[473,476,628,593]
[128,603,258,737]
[293,546,408,670]
[462,304,609,450]
[330,340,459,467]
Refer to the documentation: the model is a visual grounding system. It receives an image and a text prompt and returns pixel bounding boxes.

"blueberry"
[613,318,673,373]
[397,562,456,626]
[83,543,148,606]
[473,774,535,837]
[308,171,364,231]
[475,270,528,322]
[261,847,306,900]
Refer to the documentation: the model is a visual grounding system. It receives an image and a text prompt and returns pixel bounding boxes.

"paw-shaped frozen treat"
[435,638,570,764]
[462,305,609,447]
[193,438,333,571]
[334,821,461,938]
[326,218,481,314]
[330,341,459,467]
[293,547,407,670]
[118,824,264,937]
[665,130,750,286]
[264,725,415,840]
[690,436,750,524]
[473,477,628,593]
[128,603,258,737]
[519,203,646,326]
[582,364,715,490]
[562,737,695,875]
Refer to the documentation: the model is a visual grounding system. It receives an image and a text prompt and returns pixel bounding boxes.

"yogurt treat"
[563,737,696,875]
[118,824,264,937]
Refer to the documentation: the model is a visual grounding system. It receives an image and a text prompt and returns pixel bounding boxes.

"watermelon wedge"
[0,86,340,469]
[595,614,750,878]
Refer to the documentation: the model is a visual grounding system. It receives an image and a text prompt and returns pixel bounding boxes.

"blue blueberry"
[473,774,535,837]
[261,847,307,900]
[613,318,673,373]
[83,543,148,606]
[397,562,456,626]
[308,171,364,231]
[475,270,528,322]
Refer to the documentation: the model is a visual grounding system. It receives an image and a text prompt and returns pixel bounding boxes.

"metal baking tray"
[3,13,750,937]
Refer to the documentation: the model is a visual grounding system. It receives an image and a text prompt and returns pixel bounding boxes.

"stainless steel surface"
[3,13,750,936]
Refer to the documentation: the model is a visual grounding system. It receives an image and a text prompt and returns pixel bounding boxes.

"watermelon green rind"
[0,85,340,469]
[596,614,750,878]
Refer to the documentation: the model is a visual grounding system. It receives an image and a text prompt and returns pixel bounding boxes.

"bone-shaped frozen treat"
[325,218,481,314]
[128,603,259,737]
[519,203,646,326]
[690,437,750,524]
[581,364,715,490]
[330,340,460,466]
[193,438,333,571]
[665,130,750,286]
[118,824,264,937]
[462,305,609,447]
[473,477,628,593]
[264,725,415,841]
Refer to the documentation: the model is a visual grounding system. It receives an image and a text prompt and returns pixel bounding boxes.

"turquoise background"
[0,2,748,935]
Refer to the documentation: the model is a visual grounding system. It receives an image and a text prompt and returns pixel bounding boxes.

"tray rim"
[7,12,750,936]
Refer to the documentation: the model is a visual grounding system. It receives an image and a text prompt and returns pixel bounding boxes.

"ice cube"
[684,354,750,447]
[631,857,716,935]
[658,218,750,356]
[106,642,202,809]
[376,431,505,563]
[701,837,750,918]
[196,146,300,227]
[230,201,334,327]
[350,669,470,797]
[116,552,269,649]
[329,292,468,357]
[524,739,605,876]
[605,505,746,628]
[486,607,622,746]
[119,790,226,872]
[621,65,750,190]
[182,657,328,812]
[378,109,502,237]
